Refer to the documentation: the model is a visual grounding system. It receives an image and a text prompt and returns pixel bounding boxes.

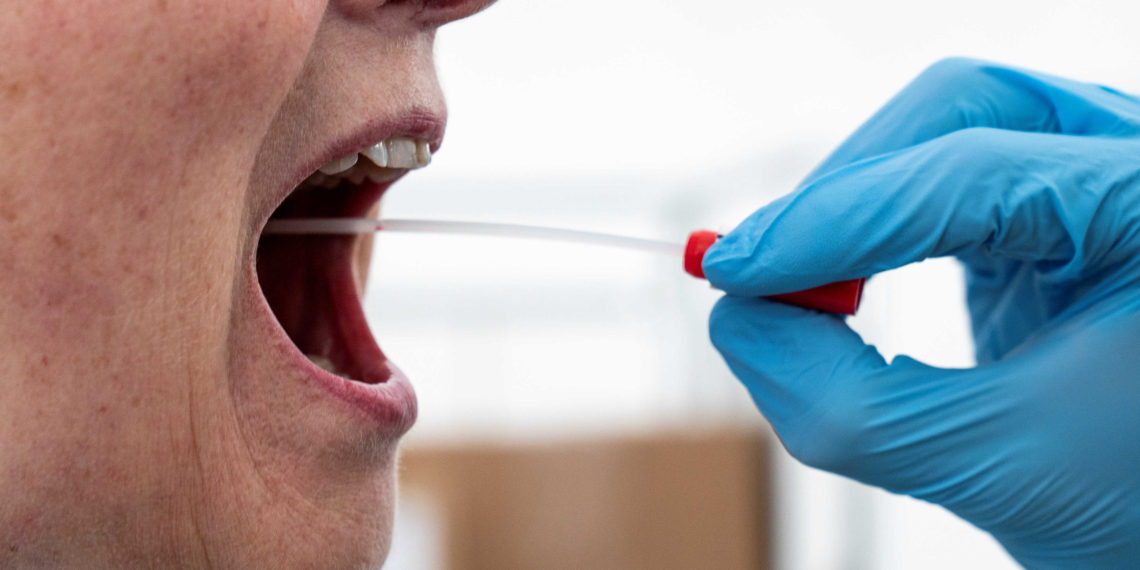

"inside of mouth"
[257,181,390,384]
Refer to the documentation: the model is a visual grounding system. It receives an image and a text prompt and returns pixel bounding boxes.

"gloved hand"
[704,58,1140,568]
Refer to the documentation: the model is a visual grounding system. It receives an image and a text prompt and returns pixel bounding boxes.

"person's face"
[0,0,493,566]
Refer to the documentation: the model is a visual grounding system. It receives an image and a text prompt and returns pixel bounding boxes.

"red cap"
[683,229,866,315]
[683,230,719,279]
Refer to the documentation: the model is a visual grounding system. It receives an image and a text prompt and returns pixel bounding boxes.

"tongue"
[256,232,390,384]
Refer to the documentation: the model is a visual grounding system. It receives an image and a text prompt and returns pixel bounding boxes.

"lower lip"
[245,247,417,435]
[292,349,418,433]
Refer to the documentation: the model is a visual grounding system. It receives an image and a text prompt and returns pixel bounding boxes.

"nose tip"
[334,0,498,27]
[416,0,499,27]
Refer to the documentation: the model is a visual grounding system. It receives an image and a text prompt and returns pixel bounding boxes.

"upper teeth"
[361,142,388,169]
[317,153,359,175]
[305,137,431,188]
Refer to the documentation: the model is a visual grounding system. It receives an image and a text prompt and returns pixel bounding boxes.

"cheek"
[7,0,329,140]
[0,0,334,268]
[192,1,330,96]
[145,0,330,132]
[0,0,335,423]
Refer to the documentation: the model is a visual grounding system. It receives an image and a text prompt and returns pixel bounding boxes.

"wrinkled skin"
[0,0,493,567]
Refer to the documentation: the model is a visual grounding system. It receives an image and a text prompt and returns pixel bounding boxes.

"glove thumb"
[709,296,1011,499]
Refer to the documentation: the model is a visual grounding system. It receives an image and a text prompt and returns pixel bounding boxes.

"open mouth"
[255,137,431,386]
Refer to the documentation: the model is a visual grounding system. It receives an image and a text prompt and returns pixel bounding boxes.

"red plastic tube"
[684,230,865,315]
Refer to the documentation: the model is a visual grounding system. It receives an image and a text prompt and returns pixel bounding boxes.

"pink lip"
[287,342,418,434]
[266,111,447,223]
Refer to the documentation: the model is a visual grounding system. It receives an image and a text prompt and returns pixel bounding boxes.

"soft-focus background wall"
[375,1,1140,568]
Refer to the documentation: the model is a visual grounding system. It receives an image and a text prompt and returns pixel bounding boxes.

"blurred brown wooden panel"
[399,429,770,570]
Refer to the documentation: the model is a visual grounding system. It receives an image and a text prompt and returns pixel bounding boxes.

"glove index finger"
[803,58,1140,186]
[703,146,935,296]
[703,128,1110,297]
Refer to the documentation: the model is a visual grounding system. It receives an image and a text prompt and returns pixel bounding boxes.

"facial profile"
[0,0,494,567]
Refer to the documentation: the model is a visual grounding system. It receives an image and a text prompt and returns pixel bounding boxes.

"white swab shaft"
[262,217,686,257]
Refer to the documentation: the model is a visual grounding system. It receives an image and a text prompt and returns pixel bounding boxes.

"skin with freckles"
[0,0,494,567]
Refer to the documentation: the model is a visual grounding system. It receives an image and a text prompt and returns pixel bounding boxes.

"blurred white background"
[373,1,1140,568]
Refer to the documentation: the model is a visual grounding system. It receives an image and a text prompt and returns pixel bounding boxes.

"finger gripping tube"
[684,230,866,315]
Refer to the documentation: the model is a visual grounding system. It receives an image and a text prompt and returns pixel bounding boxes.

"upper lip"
[265,109,446,225]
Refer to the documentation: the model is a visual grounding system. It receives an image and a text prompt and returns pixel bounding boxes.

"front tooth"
[318,153,359,175]
[415,140,432,168]
[361,142,388,168]
[385,137,419,169]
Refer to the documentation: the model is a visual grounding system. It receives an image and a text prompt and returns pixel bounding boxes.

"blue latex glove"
[704,58,1140,568]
